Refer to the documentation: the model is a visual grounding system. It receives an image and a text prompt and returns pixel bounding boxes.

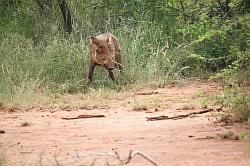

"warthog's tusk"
[113,60,123,68]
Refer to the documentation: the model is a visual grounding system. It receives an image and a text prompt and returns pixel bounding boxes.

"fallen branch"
[61,114,105,120]
[196,136,214,140]
[146,108,215,121]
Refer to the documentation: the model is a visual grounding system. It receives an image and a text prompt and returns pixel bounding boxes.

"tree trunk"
[58,0,73,34]
[36,0,72,34]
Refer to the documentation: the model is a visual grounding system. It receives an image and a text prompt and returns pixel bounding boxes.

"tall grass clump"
[214,87,250,123]
[115,23,191,84]
[0,33,90,106]
[0,34,44,106]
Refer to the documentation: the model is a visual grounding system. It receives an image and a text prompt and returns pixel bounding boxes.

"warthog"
[88,33,122,82]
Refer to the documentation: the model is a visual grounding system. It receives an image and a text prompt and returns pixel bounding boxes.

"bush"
[215,87,250,123]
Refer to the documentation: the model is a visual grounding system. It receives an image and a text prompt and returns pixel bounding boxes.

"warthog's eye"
[99,45,104,49]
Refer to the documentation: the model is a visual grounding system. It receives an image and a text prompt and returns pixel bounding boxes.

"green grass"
[0,22,192,108]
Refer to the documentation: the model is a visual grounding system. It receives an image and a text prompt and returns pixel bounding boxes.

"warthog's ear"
[90,37,98,45]
[107,35,112,43]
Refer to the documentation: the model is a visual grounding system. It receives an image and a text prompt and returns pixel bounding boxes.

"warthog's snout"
[106,66,114,70]
[103,58,115,70]
[88,33,122,82]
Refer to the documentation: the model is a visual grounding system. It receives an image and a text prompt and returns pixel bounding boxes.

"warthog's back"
[95,33,111,40]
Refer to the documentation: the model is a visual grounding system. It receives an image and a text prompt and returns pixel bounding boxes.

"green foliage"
[0,0,249,108]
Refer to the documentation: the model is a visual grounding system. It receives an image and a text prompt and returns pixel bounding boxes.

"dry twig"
[51,150,158,166]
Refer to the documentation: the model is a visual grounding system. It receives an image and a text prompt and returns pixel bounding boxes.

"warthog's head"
[90,35,116,70]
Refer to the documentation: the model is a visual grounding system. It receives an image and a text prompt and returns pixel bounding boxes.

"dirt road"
[1,81,250,166]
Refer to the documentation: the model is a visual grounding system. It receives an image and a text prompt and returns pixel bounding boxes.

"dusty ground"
[0,81,250,166]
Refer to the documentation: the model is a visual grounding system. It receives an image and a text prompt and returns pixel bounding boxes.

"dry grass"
[132,97,161,111]
[20,122,32,127]
[49,88,131,110]
[180,104,196,110]
[216,131,240,140]
[0,156,7,166]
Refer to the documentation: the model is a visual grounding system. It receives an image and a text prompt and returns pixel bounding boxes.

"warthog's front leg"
[108,70,115,81]
[88,64,96,83]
